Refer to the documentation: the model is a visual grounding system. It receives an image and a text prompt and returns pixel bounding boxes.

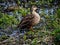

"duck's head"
[32,5,37,11]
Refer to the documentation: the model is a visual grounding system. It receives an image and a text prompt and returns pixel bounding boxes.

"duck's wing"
[17,14,34,29]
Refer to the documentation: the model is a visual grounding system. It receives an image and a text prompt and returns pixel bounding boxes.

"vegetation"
[0,0,60,45]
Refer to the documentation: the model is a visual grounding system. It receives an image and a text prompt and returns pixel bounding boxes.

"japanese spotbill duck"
[17,5,40,31]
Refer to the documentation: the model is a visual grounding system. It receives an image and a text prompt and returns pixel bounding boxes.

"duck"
[17,5,40,31]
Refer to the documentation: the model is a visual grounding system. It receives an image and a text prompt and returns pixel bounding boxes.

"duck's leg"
[29,27,35,32]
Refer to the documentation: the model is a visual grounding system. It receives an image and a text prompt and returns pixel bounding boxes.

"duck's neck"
[32,10,39,16]
[32,10,36,14]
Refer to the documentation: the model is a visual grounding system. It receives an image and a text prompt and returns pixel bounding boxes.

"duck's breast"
[33,12,40,25]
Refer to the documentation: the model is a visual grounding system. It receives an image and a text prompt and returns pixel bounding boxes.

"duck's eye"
[35,9,39,13]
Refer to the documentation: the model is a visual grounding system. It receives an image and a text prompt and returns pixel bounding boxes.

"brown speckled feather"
[17,14,34,29]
